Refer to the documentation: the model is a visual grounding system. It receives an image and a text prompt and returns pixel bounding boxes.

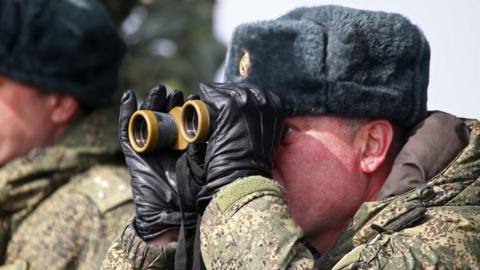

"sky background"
[213,0,479,118]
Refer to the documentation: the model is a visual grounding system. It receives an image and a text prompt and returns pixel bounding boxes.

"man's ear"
[48,94,80,125]
[356,120,394,174]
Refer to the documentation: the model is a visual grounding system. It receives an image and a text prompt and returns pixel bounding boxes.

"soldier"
[0,0,134,269]
[103,5,480,269]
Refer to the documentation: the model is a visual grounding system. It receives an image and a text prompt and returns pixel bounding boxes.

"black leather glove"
[193,82,283,210]
[175,94,207,215]
[119,85,197,240]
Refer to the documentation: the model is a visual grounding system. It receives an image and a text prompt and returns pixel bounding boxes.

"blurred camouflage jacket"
[102,119,480,269]
[0,108,134,270]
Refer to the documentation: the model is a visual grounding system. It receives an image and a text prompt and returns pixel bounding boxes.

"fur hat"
[225,5,430,126]
[0,0,125,107]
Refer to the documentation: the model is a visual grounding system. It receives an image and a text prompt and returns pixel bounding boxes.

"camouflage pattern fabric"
[202,119,480,269]
[0,108,134,270]
[201,177,314,269]
[101,119,480,269]
[101,222,179,270]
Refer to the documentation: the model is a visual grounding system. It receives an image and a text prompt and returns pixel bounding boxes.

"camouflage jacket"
[102,119,480,269]
[201,119,480,269]
[0,108,134,270]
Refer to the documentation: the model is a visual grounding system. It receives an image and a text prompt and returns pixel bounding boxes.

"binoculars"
[128,100,210,153]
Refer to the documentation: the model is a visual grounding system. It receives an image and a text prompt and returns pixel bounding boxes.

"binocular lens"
[133,116,149,148]
[128,100,209,152]
[183,105,198,139]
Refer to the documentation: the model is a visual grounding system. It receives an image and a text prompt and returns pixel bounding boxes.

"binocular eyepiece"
[128,100,210,153]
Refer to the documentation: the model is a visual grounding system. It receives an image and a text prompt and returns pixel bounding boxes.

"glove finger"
[265,90,282,112]
[119,90,138,144]
[246,86,267,106]
[165,90,184,112]
[140,84,167,111]
[199,82,236,110]
[214,82,247,98]
[263,91,284,150]
[273,118,285,149]
[210,83,260,107]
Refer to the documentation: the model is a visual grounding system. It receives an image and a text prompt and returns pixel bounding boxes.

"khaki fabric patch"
[215,176,282,213]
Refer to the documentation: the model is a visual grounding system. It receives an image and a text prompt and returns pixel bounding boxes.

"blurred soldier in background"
[0,0,134,269]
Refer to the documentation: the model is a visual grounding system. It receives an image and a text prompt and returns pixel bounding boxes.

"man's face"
[0,77,57,164]
[272,115,370,243]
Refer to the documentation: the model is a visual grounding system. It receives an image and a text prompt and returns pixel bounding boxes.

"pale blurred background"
[103,0,478,118]
[214,0,480,118]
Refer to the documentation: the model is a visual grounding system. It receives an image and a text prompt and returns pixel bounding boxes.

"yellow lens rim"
[128,110,159,153]
[180,100,210,144]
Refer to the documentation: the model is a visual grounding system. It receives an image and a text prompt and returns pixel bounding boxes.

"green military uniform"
[0,108,133,270]
[101,118,480,269]
[0,0,133,268]
[200,119,480,269]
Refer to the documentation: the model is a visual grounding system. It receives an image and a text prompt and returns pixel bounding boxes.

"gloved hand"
[193,83,283,211]
[175,96,207,215]
[119,85,197,240]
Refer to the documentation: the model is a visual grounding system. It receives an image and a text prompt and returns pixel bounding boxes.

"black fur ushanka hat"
[0,0,125,107]
[225,5,430,127]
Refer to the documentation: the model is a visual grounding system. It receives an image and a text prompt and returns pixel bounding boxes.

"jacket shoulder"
[201,176,314,269]
[343,205,479,269]
[72,164,132,214]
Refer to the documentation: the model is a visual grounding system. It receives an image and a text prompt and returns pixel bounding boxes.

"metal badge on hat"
[239,51,251,78]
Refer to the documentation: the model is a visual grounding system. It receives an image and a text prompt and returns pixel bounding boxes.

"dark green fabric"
[0,0,125,107]
[225,5,430,127]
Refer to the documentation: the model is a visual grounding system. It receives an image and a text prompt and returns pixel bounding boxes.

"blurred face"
[272,115,371,249]
[0,77,58,164]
